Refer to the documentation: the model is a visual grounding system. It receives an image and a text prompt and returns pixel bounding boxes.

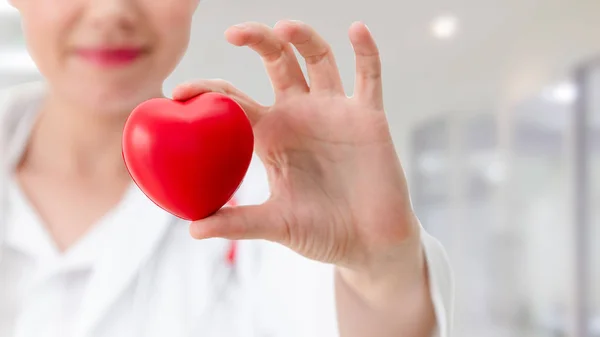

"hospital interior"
[0,0,599,336]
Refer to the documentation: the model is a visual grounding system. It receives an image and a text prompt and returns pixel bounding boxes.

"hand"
[174,20,424,289]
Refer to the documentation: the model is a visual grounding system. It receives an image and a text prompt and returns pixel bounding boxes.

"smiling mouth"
[75,47,148,68]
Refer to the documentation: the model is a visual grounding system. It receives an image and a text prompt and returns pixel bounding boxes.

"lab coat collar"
[0,82,177,337]
[76,181,177,336]
[0,82,47,265]
[75,185,174,336]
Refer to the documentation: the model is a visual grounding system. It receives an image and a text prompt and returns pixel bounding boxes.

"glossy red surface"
[122,93,254,221]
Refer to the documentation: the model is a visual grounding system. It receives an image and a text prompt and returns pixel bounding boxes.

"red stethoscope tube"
[225,198,237,266]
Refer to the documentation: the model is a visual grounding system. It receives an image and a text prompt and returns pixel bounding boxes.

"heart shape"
[122,93,254,221]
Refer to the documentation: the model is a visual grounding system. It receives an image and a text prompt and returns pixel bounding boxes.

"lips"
[75,47,146,67]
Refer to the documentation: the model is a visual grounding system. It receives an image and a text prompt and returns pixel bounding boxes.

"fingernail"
[233,23,247,29]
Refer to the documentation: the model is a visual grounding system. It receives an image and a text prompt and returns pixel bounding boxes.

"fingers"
[225,22,309,96]
[274,20,345,94]
[189,21,382,109]
[189,203,289,243]
[172,79,266,125]
[349,22,383,108]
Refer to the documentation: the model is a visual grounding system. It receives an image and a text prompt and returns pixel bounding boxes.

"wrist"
[334,229,437,337]
[336,234,428,307]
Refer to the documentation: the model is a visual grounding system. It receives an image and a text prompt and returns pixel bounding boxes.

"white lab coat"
[0,81,453,337]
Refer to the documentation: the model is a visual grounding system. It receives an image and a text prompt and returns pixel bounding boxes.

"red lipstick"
[75,47,144,67]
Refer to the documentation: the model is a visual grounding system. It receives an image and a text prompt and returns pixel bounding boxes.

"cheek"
[152,11,194,75]
[20,6,72,79]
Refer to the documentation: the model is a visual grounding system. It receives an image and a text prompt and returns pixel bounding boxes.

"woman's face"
[13,0,200,114]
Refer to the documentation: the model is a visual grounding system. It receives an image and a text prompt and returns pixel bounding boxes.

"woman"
[0,0,453,336]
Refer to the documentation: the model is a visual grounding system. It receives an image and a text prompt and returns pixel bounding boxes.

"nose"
[87,0,139,33]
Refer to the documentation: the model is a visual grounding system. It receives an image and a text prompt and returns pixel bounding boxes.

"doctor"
[0,0,453,336]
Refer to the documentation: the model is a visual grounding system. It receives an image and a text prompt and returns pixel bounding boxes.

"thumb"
[172,79,266,126]
[189,202,288,242]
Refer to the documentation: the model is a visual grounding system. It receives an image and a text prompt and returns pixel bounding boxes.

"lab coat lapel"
[0,82,45,188]
[0,82,45,263]
[76,186,173,336]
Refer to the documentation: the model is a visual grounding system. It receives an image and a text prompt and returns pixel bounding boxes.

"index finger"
[225,22,309,96]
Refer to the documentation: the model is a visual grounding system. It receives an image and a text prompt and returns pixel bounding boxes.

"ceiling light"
[543,82,578,105]
[431,15,459,40]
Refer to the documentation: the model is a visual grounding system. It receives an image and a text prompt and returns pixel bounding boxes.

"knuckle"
[363,70,382,81]
[304,47,331,65]
[256,22,272,31]
[358,58,382,79]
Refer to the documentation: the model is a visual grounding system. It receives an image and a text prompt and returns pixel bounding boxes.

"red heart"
[122,93,254,221]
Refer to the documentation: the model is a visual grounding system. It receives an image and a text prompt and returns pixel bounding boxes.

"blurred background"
[1,0,599,336]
